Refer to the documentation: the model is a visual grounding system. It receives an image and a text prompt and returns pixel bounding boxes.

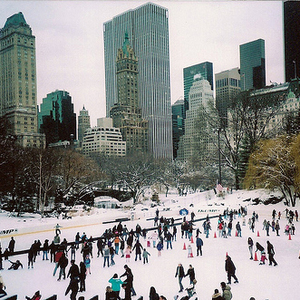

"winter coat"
[222,285,232,300]
[212,292,224,300]
[109,277,124,292]
[256,243,264,252]
[225,257,236,275]
[186,267,195,281]
[267,242,275,255]
[196,237,203,247]
[175,265,185,278]
[157,242,163,251]
[58,255,68,268]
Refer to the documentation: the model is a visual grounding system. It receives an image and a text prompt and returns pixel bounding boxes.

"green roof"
[122,32,130,56]
[4,12,27,29]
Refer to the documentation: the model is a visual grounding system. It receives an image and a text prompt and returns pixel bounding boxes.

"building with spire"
[110,33,148,154]
[78,106,91,146]
[0,12,45,147]
[103,2,172,158]
[38,90,76,146]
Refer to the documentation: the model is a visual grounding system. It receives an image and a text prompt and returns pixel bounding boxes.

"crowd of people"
[0,204,297,300]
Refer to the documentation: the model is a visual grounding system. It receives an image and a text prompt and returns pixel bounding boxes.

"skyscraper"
[183,62,213,102]
[110,33,148,154]
[78,106,91,146]
[177,76,214,162]
[38,90,76,146]
[284,0,300,82]
[0,12,44,147]
[103,2,172,158]
[215,68,241,125]
[239,39,266,91]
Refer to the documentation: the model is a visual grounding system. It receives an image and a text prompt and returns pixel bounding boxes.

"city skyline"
[0,1,284,126]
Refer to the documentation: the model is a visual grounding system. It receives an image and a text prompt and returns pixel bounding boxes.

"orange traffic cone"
[183,243,187,250]
[188,245,193,258]
[214,232,217,238]
[235,231,238,237]
[257,231,260,237]
[254,252,258,261]
[191,236,194,243]
[289,233,292,240]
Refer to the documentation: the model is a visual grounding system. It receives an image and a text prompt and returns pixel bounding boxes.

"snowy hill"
[0,189,299,300]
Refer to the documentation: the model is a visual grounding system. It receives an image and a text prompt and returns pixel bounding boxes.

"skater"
[175,263,185,292]
[248,237,254,260]
[103,245,110,268]
[142,248,151,264]
[259,250,267,265]
[67,260,80,280]
[220,282,232,300]
[212,289,223,300]
[106,286,117,300]
[236,222,241,237]
[57,252,68,281]
[109,273,124,300]
[267,241,278,266]
[132,239,143,261]
[8,237,15,254]
[120,265,136,296]
[196,235,203,256]
[185,264,196,285]
[0,272,7,298]
[149,286,159,300]
[55,223,62,235]
[79,261,86,292]
[157,241,163,257]
[225,255,238,284]
[275,220,280,236]
[65,277,79,300]
[25,290,41,300]
[255,242,264,260]
[84,254,91,274]
[8,259,23,270]
[42,239,49,260]
[97,238,104,257]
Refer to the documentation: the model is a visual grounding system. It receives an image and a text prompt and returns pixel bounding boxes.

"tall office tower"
[38,90,76,146]
[172,97,188,159]
[103,2,172,158]
[284,0,300,82]
[215,68,241,126]
[177,76,214,162]
[110,33,148,154]
[239,39,266,91]
[78,105,91,146]
[183,62,213,102]
[0,12,44,147]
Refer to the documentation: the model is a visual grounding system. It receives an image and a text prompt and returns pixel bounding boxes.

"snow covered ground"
[0,189,299,300]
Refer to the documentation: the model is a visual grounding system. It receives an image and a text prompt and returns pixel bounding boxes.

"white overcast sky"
[0,1,284,126]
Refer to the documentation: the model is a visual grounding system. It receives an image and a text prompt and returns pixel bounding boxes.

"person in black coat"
[67,260,80,280]
[175,263,185,292]
[225,255,238,284]
[79,261,87,292]
[120,265,136,296]
[132,240,142,261]
[149,286,159,300]
[267,241,278,266]
[65,277,79,300]
[212,289,223,300]
[185,264,196,285]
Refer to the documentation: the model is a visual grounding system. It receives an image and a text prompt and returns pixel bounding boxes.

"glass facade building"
[239,39,266,91]
[103,3,172,158]
[284,0,300,82]
[183,62,213,103]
